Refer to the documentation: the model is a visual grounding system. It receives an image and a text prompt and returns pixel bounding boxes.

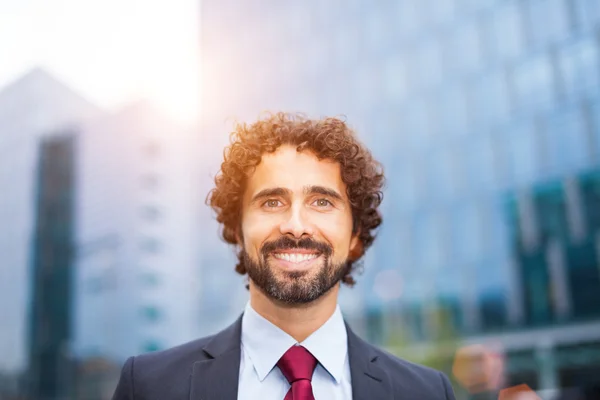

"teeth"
[273,253,318,263]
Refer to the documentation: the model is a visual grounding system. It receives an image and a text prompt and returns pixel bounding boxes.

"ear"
[348,234,363,261]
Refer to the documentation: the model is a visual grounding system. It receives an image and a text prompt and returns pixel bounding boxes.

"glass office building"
[200,0,600,394]
[27,134,76,399]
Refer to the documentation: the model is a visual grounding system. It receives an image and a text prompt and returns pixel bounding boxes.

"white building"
[0,68,100,375]
[0,68,202,382]
[73,101,201,363]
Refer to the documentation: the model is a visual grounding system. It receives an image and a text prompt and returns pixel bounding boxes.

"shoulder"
[370,343,443,380]
[112,334,216,399]
[134,334,214,370]
[349,333,455,400]
[373,345,454,399]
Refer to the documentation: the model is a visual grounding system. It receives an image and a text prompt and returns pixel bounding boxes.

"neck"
[248,282,340,343]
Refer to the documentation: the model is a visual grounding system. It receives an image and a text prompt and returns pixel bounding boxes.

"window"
[423,0,456,27]
[403,98,435,149]
[518,249,553,326]
[579,171,600,232]
[414,38,444,89]
[572,0,600,31]
[139,272,161,287]
[435,294,464,336]
[450,204,483,263]
[489,1,526,62]
[505,119,540,185]
[534,182,569,242]
[142,340,162,353]
[403,302,426,341]
[391,160,420,211]
[436,83,469,136]
[427,147,460,201]
[525,0,570,48]
[139,237,162,254]
[558,37,600,100]
[393,0,421,39]
[480,290,508,330]
[590,99,600,158]
[413,213,446,270]
[542,106,589,174]
[565,239,600,318]
[142,141,161,159]
[446,21,482,77]
[141,174,159,190]
[466,132,497,190]
[140,205,162,221]
[140,306,162,322]
[512,55,556,112]
[383,56,409,103]
[471,69,511,127]
[364,7,390,52]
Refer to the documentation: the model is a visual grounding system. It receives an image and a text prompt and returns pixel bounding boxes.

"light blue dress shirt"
[237,302,353,400]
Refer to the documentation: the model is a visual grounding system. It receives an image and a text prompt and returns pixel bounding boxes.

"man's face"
[240,144,360,304]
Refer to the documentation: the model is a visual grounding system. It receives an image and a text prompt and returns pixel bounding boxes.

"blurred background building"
[199,0,600,398]
[0,69,199,399]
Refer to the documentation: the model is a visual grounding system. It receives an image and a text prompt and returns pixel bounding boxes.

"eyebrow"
[303,185,344,202]
[249,185,345,205]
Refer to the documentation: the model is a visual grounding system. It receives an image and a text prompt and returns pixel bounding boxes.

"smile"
[272,252,319,263]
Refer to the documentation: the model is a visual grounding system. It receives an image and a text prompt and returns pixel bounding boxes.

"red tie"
[277,345,318,400]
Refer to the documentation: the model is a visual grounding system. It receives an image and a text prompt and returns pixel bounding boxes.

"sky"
[0,0,199,124]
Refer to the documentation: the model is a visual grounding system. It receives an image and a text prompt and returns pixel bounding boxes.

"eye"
[263,199,282,208]
[313,198,332,207]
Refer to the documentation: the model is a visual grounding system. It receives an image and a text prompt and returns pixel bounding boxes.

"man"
[112,113,456,399]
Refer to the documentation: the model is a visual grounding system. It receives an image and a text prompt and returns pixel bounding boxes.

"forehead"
[245,145,346,196]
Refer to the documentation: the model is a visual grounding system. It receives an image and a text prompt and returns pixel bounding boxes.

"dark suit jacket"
[112,315,456,399]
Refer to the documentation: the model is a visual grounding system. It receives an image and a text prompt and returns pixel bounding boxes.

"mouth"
[270,250,322,270]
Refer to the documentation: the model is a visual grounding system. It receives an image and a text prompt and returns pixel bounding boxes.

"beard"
[241,236,349,304]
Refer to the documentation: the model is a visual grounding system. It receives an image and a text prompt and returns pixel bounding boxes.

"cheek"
[316,214,354,255]
[242,212,278,252]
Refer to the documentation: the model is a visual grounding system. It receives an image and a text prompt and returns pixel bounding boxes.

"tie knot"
[277,345,318,384]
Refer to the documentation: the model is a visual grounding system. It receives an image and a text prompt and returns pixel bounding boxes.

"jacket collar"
[189,315,392,400]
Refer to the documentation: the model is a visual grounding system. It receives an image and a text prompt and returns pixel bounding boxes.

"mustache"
[261,236,332,258]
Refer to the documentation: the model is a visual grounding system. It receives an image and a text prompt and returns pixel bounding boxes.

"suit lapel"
[190,316,243,400]
[346,324,392,400]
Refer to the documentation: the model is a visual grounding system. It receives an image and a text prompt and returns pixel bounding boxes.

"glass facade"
[200,0,600,395]
[27,134,76,399]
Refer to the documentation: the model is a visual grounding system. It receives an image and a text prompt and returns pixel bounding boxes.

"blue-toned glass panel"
[383,55,410,104]
[450,204,482,263]
[558,37,600,100]
[413,213,445,270]
[579,171,600,232]
[427,147,460,201]
[436,83,469,136]
[525,0,571,48]
[422,0,456,27]
[571,0,600,31]
[471,69,511,127]
[447,20,482,77]
[590,99,600,157]
[513,55,556,112]
[505,119,540,185]
[466,131,497,191]
[414,37,444,90]
[543,106,589,174]
[403,98,435,149]
[489,1,526,62]
[392,0,421,40]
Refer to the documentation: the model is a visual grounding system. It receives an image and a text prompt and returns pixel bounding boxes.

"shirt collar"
[241,302,348,384]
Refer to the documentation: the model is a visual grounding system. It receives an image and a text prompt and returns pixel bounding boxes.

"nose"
[279,203,314,239]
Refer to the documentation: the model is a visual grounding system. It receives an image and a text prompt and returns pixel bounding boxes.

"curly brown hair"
[206,112,385,286]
